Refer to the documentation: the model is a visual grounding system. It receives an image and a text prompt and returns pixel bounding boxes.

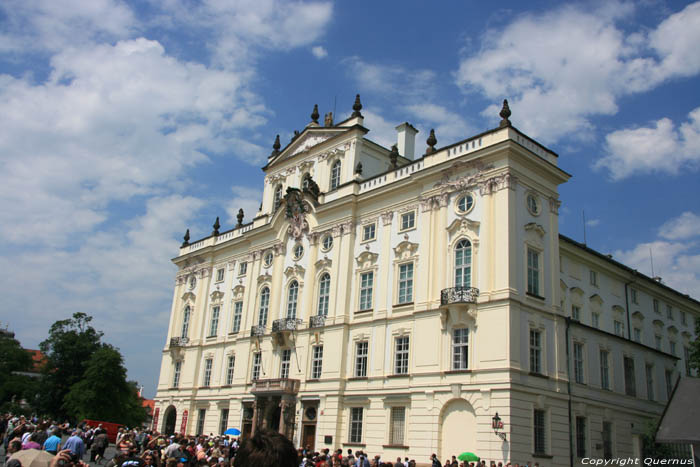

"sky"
[1,0,699,399]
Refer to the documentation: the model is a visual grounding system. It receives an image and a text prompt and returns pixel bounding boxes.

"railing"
[309,315,326,329]
[251,378,300,395]
[440,287,480,305]
[272,318,302,333]
[251,325,265,337]
[169,337,189,347]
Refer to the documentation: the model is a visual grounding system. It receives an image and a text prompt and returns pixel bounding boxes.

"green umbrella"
[458,452,480,462]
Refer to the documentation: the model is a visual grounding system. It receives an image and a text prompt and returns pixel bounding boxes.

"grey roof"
[656,378,700,444]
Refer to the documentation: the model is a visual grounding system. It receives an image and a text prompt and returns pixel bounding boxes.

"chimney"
[395,122,418,160]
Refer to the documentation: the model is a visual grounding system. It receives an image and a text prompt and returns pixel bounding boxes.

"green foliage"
[63,345,147,427]
[688,318,700,375]
[0,334,36,408]
[640,418,684,460]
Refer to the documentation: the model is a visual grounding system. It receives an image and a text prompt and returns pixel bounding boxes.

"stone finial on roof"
[352,94,363,118]
[425,129,437,155]
[499,99,512,127]
[212,216,220,236]
[355,161,363,175]
[311,104,320,124]
[271,134,281,157]
[182,229,190,247]
[324,112,333,127]
[236,209,244,228]
[389,144,399,169]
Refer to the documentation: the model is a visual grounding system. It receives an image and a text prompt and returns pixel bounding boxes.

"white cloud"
[659,211,700,241]
[586,219,601,227]
[362,109,401,149]
[455,1,700,144]
[403,103,474,146]
[595,107,700,179]
[225,186,264,226]
[311,45,328,59]
[344,56,436,98]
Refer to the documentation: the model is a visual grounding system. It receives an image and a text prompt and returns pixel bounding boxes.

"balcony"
[251,378,300,395]
[169,337,189,347]
[272,318,302,333]
[440,286,479,306]
[251,325,265,337]
[309,315,326,329]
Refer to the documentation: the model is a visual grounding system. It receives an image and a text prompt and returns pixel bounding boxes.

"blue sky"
[1,0,699,399]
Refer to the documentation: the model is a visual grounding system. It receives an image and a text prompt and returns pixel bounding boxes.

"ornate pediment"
[288,132,337,157]
[257,272,272,285]
[284,265,306,279]
[181,291,196,302]
[393,240,419,259]
[315,256,332,270]
[232,285,245,300]
[355,251,379,268]
[210,290,224,303]
[524,222,546,237]
[446,218,480,240]
[589,294,603,307]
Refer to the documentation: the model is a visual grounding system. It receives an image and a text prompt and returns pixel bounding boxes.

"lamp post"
[492,412,507,441]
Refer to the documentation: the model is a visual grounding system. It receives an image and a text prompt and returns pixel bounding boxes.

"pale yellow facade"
[153,105,699,466]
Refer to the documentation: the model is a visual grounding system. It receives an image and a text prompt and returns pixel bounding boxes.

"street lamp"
[492,412,507,441]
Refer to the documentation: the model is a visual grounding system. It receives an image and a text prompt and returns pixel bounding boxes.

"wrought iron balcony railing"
[309,315,326,329]
[251,325,265,337]
[272,318,302,333]
[169,337,189,347]
[440,286,480,306]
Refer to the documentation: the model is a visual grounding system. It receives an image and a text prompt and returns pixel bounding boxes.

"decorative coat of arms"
[284,187,310,239]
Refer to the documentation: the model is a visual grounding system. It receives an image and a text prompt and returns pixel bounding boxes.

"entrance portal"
[163,405,177,435]
[439,399,476,459]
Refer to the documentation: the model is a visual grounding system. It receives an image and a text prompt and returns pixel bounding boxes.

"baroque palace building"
[153,97,699,465]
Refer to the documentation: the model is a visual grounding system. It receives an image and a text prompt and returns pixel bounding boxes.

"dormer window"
[330,160,341,190]
[274,184,283,208]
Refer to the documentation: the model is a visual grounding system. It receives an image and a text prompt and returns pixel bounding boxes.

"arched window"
[455,239,472,287]
[330,160,341,190]
[258,287,270,326]
[273,185,283,208]
[317,273,330,316]
[181,306,191,337]
[287,281,299,319]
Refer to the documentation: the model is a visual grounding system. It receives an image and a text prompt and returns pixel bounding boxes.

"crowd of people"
[1,413,541,467]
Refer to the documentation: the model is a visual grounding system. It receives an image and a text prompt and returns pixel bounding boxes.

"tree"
[38,312,104,419]
[63,345,147,427]
[688,318,700,375]
[0,333,35,411]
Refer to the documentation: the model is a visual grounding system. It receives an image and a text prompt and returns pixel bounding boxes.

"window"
[529,329,542,374]
[527,248,541,296]
[203,358,213,387]
[457,194,474,213]
[311,345,323,379]
[646,364,654,401]
[680,311,687,325]
[590,270,598,287]
[576,416,586,458]
[173,360,182,388]
[258,287,270,326]
[614,320,624,337]
[394,336,409,375]
[252,352,261,381]
[293,244,304,260]
[330,160,341,190]
[359,271,374,311]
[263,252,273,267]
[624,356,636,397]
[592,312,600,329]
[685,347,692,377]
[355,341,368,377]
[665,370,674,398]
[216,268,225,282]
[349,407,363,443]
[232,301,243,333]
[322,235,333,251]
[455,239,472,287]
[317,273,330,316]
[188,275,197,289]
[400,211,415,231]
[572,305,581,321]
[226,355,235,385]
[670,341,676,356]
[666,305,673,320]
[239,261,247,276]
[653,299,660,314]
[534,409,546,455]
[280,349,291,379]
[209,306,220,337]
[182,306,191,338]
[573,343,585,384]
[196,409,206,436]
[631,288,638,304]
[633,327,641,342]
[600,349,610,390]
[389,407,406,446]
[397,263,414,304]
[362,223,376,241]
[273,184,283,208]
[655,335,662,350]
[219,409,229,436]
[602,422,613,459]
[452,328,469,370]
[287,281,299,319]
